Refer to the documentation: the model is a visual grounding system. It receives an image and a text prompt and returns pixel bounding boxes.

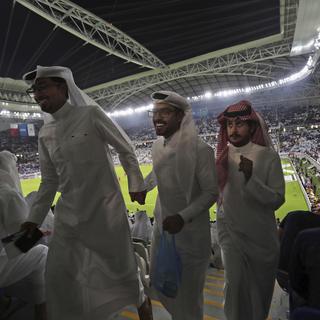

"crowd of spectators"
[0,104,320,174]
[290,155,320,207]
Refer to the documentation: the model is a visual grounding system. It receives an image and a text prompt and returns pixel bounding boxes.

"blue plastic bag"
[153,231,182,298]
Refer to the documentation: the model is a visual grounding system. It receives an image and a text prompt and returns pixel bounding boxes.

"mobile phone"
[14,229,43,253]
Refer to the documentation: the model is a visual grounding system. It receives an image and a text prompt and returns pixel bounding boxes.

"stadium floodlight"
[134,105,153,113]
[108,104,152,118]
[125,108,134,115]
[291,40,315,54]
[204,91,212,99]
[207,53,316,100]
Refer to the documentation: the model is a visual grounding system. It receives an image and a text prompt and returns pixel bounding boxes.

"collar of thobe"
[163,136,170,146]
[163,131,179,147]
[163,136,172,147]
[229,141,253,154]
[51,101,73,120]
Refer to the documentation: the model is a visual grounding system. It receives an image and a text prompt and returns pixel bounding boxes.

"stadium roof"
[1,0,320,114]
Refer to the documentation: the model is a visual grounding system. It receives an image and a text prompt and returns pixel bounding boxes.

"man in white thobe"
[0,150,47,320]
[145,91,219,320]
[21,66,152,320]
[216,100,285,320]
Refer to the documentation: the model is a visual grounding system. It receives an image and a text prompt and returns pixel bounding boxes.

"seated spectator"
[0,150,47,320]
[278,209,320,273]
[289,228,320,312]
[127,212,134,232]
[131,210,153,243]
[0,290,26,319]
[290,306,320,320]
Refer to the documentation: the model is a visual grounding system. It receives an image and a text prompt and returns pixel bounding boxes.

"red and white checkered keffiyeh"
[216,100,272,192]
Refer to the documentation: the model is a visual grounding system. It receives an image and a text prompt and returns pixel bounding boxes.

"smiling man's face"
[152,102,184,138]
[32,77,67,114]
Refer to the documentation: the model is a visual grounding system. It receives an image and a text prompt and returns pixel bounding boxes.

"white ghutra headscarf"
[23,66,99,123]
[23,65,98,108]
[23,66,131,143]
[0,150,22,194]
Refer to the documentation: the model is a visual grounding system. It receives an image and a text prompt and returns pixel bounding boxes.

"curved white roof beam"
[15,0,166,69]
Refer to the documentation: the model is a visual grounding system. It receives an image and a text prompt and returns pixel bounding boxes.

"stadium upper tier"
[1,0,320,113]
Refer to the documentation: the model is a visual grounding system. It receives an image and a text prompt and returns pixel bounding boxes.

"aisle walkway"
[7,267,289,320]
[114,267,289,320]
[114,267,226,320]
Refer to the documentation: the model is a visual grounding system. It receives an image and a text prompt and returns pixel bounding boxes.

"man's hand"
[20,221,38,238]
[239,155,253,182]
[130,190,147,205]
[163,214,184,234]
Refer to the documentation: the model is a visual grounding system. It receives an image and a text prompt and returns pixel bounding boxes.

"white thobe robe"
[146,133,218,320]
[25,191,54,245]
[0,187,47,304]
[28,102,145,320]
[217,142,285,320]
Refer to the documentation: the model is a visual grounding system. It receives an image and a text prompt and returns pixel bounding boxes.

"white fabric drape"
[0,150,47,304]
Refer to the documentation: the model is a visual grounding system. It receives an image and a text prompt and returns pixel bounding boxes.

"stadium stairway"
[5,267,289,319]
[113,267,289,320]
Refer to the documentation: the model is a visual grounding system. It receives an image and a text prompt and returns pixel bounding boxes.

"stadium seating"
[133,241,150,274]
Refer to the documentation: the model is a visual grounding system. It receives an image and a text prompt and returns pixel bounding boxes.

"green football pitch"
[20,159,308,221]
